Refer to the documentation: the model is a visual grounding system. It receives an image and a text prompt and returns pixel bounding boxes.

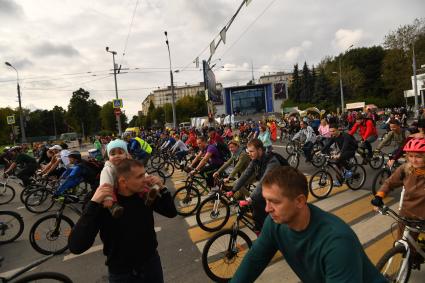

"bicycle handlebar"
[377,205,425,232]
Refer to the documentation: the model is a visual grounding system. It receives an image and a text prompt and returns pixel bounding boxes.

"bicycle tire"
[286,141,296,155]
[196,195,230,232]
[0,211,24,244]
[14,271,73,283]
[309,170,333,199]
[371,168,391,195]
[161,161,175,178]
[345,164,366,190]
[29,214,74,255]
[0,183,15,205]
[202,229,252,282]
[369,152,385,170]
[172,186,201,216]
[24,189,55,214]
[376,245,411,283]
[287,153,299,169]
[311,152,326,168]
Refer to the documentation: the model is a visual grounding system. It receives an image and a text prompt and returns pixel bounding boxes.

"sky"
[0,0,424,117]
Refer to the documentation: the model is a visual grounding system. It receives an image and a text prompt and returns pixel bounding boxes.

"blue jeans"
[108,252,164,283]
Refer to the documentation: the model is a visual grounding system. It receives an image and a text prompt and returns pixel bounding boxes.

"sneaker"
[110,203,124,218]
[343,170,353,179]
[333,180,342,187]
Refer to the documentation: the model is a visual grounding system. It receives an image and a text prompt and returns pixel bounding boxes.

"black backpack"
[215,142,231,160]
[268,152,289,167]
[80,160,104,188]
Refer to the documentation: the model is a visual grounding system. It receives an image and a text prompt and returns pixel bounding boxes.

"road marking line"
[0,266,38,278]
[16,206,25,210]
[63,244,103,261]
[155,226,162,232]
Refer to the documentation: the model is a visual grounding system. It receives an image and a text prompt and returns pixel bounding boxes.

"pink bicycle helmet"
[403,138,425,152]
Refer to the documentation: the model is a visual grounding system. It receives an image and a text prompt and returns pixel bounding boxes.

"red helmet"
[403,138,425,152]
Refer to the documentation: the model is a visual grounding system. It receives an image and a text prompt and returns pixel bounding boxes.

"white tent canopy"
[346,102,365,110]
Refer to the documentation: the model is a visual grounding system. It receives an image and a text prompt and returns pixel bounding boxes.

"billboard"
[203,60,222,104]
[274,82,286,100]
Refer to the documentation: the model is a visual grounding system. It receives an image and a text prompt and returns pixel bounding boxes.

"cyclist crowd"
[1,106,424,283]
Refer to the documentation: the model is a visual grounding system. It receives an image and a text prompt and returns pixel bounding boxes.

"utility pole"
[164,31,177,129]
[106,47,123,136]
[412,43,419,117]
[5,62,26,143]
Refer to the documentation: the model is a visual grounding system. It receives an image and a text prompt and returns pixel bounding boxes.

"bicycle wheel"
[0,183,15,205]
[286,141,296,155]
[151,155,164,169]
[172,186,201,216]
[24,189,55,214]
[376,245,411,283]
[202,229,252,282]
[345,164,366,190]
[29,214,74,255]
[311,152,326,168]
[287,153,299,169]
[161,161,175,178]
[309,170,333,199]
[372,168,391,195]
[14,271,73,283]
[196,195,230,232]
[369,152,385,170]
[0,211,24,244]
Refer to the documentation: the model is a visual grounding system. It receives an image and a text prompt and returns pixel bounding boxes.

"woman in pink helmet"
[371,138,425,254]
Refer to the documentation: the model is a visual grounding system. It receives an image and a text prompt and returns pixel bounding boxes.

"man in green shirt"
[230,166,386,283]
[4,146,38,187]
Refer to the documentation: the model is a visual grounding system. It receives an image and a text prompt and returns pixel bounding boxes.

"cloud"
[32,41,80,58]
[0,0,24,18]
[5,58,33,70]
[280,40,313,63]
[332,29,363,51]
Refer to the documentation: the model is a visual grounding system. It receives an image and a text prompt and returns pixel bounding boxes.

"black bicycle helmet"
[68,150,82,160]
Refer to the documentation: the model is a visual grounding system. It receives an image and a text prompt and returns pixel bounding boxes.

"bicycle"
[29,194,82,255]
[0,181,15,205]
[0,211,24,244]
[172,170,211,216]
[357,140,385,169]
[195,178,254,232]
[0,254,73,282]
[375,205,425,282]
[287,141,326,169]
[371,154,402,195]
[201,198,256,282]
[308,154,366,199]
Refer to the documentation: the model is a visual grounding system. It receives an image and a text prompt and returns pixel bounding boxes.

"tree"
[288,64,301,102]
[300,62,312,102]
[67,88,100,137]
[99,102,117,132]
[313,67,335,107]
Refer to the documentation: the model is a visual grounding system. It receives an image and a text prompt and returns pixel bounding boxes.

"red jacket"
[348,120,377,140]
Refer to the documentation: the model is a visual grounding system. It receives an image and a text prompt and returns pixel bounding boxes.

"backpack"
[215,141,231,160]
[81,160,104,187]
[268,152,289,167]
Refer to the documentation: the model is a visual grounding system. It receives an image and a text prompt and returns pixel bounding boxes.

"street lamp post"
[5,62,26,143]
[106,47,123,136]
[164,31,177,129]
[336,44,353,113]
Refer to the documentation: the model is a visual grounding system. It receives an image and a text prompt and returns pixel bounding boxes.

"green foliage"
[67,88,101,137]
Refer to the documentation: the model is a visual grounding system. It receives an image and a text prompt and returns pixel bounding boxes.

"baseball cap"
[49,145,62,151]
